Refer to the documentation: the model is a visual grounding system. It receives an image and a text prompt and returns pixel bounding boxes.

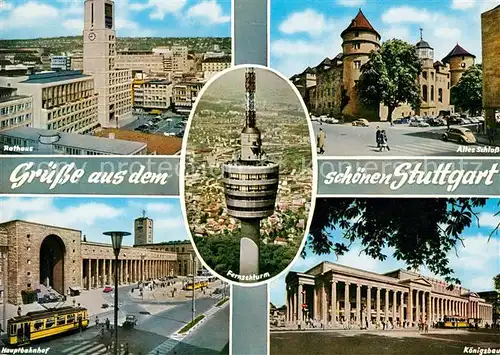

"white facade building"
[83,0,132,128]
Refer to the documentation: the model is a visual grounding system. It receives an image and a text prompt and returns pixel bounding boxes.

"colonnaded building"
[284,262,494,328]
[0,213,200,305]
[290,9,476,121]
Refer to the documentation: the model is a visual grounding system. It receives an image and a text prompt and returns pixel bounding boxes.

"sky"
[0,0,231,39]
[270,198,500,306]
[0,197,189,245]
[270,0,500,77]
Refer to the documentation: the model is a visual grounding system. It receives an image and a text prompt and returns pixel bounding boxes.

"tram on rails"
[7,306,88,346]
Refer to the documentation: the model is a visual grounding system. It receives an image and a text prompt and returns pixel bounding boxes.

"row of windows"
[47,98,97,121]
[42,82,93,101]
[225,184,278,192]
[226,194,275,201]
[0,102,32,116]
[48,114,97,132]
[227,205,274,212]
[422,85,444,103]
[224,172,278,180]
[0,113,32,128]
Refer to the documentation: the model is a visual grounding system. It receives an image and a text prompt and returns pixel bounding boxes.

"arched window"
[431,85,435,101]
[438,88,443,103]
[422,85,428,102]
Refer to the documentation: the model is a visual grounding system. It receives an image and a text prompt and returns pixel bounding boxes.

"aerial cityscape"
[183,66,314,283]
[269,197,500,355]
[0,0,231,155]
[0,197,229,354]
[272,2,500,156]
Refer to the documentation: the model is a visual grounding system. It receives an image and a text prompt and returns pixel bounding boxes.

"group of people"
[376,126,390,152]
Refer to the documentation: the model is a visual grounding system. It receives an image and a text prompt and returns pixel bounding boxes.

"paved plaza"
[0,279,229,354]
[270,329,500,355]
[313,122,499,156]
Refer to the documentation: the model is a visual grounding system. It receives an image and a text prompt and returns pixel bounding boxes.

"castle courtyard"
[313,121,499,156]
[271,329,500,355]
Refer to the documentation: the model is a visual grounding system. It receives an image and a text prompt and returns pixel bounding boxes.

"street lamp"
[191,255,196,324]
[104,231,131,355]
[1,247,8,336]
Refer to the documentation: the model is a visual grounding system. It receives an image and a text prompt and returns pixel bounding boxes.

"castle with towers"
[291,9,476,121]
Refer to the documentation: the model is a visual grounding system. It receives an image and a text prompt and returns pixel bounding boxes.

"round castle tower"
[442,43,476,87]
[341,9,381,119]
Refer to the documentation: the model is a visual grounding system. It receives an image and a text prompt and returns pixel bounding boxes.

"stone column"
[415,290,420,323]
[392,290,397,322]
[313,286,318,320]
[322,282,327,322]
[421,291,425,322]
[293,288,297,322]
[298,284,303,322]
[356,284,361,325]
[408,289,413,324]
[384,289,389,322]
[376,287,381,324]
[87,259,91,290]
[344,282,350,323]
[286,291,290,323]
[331,280,337,325]
[427,293,431,324]
[367,286,372,327]
[400,292,404,324]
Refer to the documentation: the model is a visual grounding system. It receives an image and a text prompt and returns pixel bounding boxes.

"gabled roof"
[399,277,433,288]
[442,44,476,62]
[302,66,316,75]
[341,9,380,38]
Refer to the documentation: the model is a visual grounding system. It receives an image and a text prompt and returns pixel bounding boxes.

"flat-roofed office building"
[0,127,147,155]
[0,88,33,131]
[132,79,173,110]
[0,71,99,134]
[173,79,204,113]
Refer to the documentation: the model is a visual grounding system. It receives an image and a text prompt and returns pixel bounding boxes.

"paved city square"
[270,329,500,355]
[313,122,499,156]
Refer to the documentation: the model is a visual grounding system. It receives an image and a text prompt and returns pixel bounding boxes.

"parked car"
[352,118,369,127]
[102,303,109,309]
[309,115,319,122]
[123,315,138,329]
[441,127,476,144]
[324,117,339,124]
[103,286,113,293]
[409,119,430,127]
[427,117,446,126]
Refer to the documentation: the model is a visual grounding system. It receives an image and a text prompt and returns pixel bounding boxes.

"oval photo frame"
[179,64,318,287]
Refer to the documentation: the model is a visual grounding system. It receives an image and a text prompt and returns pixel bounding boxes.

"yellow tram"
[184,279,209,291]
[442,315,468,328]
[7,306,88,346]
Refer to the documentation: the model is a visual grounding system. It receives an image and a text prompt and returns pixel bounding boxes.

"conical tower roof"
[341,9,380,38]
[442,43,476,62]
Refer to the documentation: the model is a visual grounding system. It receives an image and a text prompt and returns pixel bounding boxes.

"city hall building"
[0,214,200,305]
[285,262,493,327]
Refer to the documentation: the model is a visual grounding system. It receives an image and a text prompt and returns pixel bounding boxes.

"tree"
[451,64,483,116]
[306,198,499,286]
[357,39,422,122]
[494,274,500,292]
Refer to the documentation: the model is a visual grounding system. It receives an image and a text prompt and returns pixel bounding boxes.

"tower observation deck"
[222,67,279,278]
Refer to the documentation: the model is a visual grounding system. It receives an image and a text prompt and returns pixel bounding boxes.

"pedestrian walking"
[446,115,451,130]
[17,306,22,316]
[317,128,326,154]
[379,130,390,151]
[124,343,130,355]
[96,316,99,326]
[376,126,381,147]
[105,318,110,330]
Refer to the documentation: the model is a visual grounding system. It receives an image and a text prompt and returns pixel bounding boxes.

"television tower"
[222,67,279,279]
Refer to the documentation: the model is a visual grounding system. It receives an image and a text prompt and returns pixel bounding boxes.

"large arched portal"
[39,235,66,295]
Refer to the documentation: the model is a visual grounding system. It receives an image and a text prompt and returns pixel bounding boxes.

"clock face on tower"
[88,32,96,41]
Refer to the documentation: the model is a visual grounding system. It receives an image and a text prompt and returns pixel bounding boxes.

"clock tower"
[83,0,132,128]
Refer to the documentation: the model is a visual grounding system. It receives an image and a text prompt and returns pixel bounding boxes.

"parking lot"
[123,110,188,137]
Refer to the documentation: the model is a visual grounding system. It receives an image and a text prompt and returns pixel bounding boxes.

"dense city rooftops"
[202,55,231,63]
[21,70,90,84]
[442,43,476,62]
[0,127,147,155]
[341,9,381,39]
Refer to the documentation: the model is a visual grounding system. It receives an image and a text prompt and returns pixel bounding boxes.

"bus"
[7,306,88,346]
[184,277,209,291]
[440,315,468,328]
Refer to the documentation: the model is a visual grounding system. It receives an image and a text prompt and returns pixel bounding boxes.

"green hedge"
[179,315,205,334]
[216,298,229,307]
